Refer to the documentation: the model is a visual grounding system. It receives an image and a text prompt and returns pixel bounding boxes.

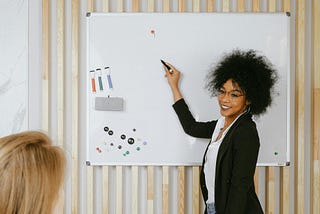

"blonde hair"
[0,131,66,214]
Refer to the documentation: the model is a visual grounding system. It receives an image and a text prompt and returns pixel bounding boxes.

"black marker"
[160,59,173,73]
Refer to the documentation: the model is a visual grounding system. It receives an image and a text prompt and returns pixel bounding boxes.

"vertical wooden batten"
[237,0,256,198]
[178,166,185,214]
[147,0,154,12]
[265,2,276,213]
[101,2,109,214]
[192,0,200,12]
[312,0,320,213]
[207,0,215,12]
[265,167,275,213]
[192,3,202,212]
[280,167,290,214]
[282,0,291,13]
[146,5,155,214]
[56,1,65,213]
[115,3,123,214]
[102,0,109,12]
[145,5,155,213]
[71,0,79,213]
[222,0,229,12]
[130,4,140,213]
[192,166,200,214]
[86,1,94,214]
[162,166,169,214]
[178,0,185,12]
[87,0,94,12]
[131,5,140,214]
[102,166,109,214]
[116,166,123,213]
[252,0,260,13]
[251,0,260,200]
[86,164,94,214]
[268,0,276,12]
[57,0,65,149]
[161,3,169,214]
[238,0,245,12]
[42,0,50,132]
[117,0,123,12]
[133,0,139,12]
[280,2,291,214]
[131,166,138,214]
[147,166,154,214]
[295,0,306,213]
[163,0,170,12]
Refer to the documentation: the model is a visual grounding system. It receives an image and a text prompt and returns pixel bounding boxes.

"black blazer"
[173,99,264,214]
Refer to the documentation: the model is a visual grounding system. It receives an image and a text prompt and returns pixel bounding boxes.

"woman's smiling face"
[217,79,250,123]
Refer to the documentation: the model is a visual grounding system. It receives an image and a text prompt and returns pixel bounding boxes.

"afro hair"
[205,49,278,115]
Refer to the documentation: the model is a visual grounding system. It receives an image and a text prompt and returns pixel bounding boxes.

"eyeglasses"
[217,89,244,102]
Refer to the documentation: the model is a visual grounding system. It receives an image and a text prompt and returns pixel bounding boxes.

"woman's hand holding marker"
[161,60,183,102]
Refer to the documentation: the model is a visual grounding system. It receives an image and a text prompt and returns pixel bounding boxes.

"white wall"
[0,0,29,136]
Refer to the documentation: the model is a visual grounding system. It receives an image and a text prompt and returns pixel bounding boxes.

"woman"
[0,131,66,214]
[163,50,277,214]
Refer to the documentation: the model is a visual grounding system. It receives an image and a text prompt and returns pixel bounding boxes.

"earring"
[246,105,251,113]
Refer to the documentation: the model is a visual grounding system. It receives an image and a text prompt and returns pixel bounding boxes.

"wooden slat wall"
[39,0,320,213]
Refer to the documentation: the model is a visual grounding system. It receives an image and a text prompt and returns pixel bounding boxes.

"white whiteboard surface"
[0,1,28,137]
[86,13,291,166]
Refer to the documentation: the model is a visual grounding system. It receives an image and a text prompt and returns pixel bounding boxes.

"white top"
[204,113,244,204]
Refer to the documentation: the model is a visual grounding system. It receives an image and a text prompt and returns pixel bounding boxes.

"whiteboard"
[86,13,291,166]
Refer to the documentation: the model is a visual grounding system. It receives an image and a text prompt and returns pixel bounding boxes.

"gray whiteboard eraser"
[95,97,124,111]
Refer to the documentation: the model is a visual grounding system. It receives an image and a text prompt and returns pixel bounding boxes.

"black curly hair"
[205,49,278,115]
